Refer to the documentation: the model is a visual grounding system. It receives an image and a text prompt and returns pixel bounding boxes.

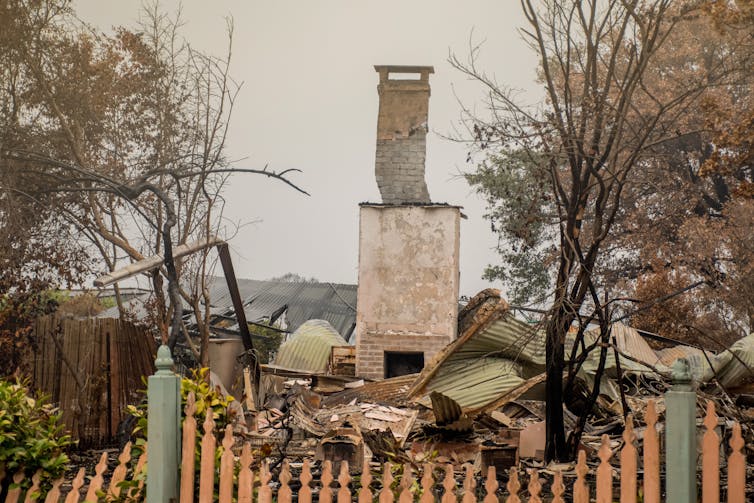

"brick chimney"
[374,65,434,204]
[355,65,460,381]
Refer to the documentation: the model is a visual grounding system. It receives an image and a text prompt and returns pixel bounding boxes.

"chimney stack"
[374,65,434,204]
[355,65,460,381]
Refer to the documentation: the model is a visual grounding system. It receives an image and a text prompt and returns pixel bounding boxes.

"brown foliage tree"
[457,0,734,461]
[0,0,306,366]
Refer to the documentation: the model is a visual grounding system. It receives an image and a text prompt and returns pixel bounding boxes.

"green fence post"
[147,345,181,503]
[665,357,697,503]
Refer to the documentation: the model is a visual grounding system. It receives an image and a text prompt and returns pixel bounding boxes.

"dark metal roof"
[206,277,357,340]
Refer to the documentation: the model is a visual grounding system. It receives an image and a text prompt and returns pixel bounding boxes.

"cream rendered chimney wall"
[355,66,460,380]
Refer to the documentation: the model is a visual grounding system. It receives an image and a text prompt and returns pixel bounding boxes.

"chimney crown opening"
[374,65,434,84]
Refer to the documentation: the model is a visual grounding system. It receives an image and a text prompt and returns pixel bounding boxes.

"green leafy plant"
[124,367,238,500]
[0,379,72,492]
[126,367,236,443]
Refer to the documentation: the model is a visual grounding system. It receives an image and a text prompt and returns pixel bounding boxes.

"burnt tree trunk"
[545,308,569,462]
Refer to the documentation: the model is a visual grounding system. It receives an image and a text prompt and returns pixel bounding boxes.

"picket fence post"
[146,344,181,503]
[665,357,697,503]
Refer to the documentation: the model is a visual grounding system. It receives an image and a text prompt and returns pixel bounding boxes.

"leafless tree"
[0,0,307,365]
[454,0,732,460]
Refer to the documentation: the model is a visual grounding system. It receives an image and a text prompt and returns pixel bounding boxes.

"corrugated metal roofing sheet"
[578,323,669,376]
[97,278,357,341]
[205,277,357,338]
[656,346,703,367]
[410,301,543,411]
[612,323,660,366]
[272,320,348,373]
[323,374,418,407]
[687,333,754,387]
[412,302,677,412]
[97,292,152,319]
[423,358,526,410]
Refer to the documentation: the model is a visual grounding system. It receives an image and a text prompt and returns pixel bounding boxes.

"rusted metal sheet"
[322,373,417,407]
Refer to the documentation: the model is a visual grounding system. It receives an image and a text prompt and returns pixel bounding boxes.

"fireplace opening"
[384,351,424,378]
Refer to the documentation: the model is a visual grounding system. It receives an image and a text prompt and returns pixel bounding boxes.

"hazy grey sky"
[74,1,539,297]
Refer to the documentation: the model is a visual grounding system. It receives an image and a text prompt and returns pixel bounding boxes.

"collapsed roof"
[204,277,357,339]
[406,289,754,414]
[98,277,358,340]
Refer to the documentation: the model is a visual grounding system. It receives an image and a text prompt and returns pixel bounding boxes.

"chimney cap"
[374,65,434,82]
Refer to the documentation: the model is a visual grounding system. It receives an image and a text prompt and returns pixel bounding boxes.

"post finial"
[155,344,174,374]
[671,357,692,387]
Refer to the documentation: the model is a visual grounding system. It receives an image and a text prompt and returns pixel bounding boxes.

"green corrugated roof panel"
[423,357,526,410]
[417,316,670,412]
[697,333,754,387]
[416,315,538,410]
[272,319,348,373]
[480,316,546,368]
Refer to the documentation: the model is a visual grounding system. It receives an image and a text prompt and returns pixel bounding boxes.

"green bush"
[126,367,237,453]
[0,380,72,490]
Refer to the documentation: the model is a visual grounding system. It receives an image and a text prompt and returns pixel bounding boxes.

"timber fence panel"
[9,379,754,502]
[31,315,153,447]
[703,400,721,503]
[358,460,373,503]
[218,425,235,503]
[621,415,637,503]
[420,463,434,503]
[337,461,351,503]
[728,422,746,503]
[320,460,334,503]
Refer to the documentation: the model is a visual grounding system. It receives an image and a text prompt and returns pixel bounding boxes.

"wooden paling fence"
[0,442,146,503]
[32,314,155,447]
[176,396,747,503]
[0,398,747,501]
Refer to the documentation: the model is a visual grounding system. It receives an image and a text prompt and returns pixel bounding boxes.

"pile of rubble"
[221,289,754,484]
